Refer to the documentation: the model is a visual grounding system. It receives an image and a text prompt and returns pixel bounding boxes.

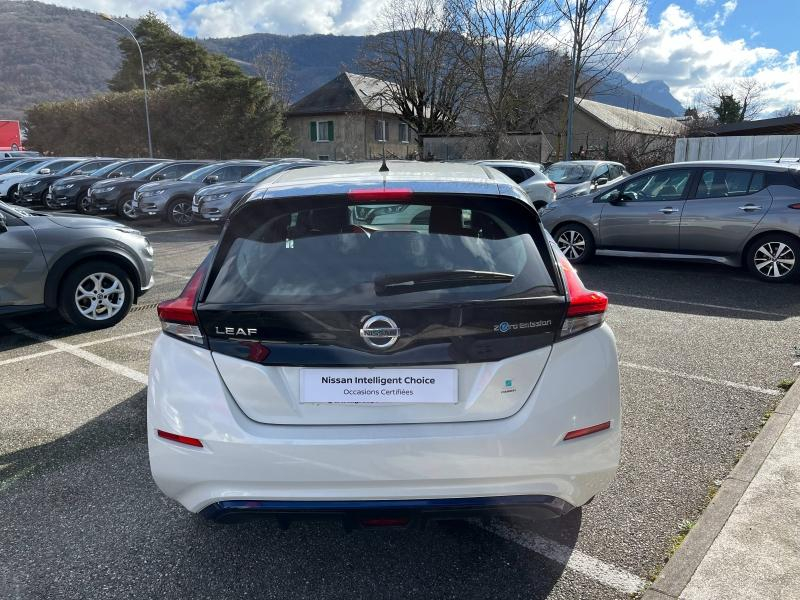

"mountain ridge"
[0,0,683,121]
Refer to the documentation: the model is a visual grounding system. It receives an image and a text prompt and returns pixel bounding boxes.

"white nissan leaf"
[147,161,621,526]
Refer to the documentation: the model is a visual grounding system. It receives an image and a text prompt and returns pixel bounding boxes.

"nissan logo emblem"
[360,315,400,350]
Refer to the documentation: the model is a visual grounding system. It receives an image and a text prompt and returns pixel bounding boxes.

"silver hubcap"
[557,230,586,260]
[75,273,125,321]
[754,242,795,278]
[172,202,192,225]
[122,200,138,219]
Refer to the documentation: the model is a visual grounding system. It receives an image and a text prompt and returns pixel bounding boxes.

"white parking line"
[0,328,160,367]
[154,269,191,280]
[9,325,148,385]
[620,361,782,396]
[481,521,647,594]
[606,291,791,319]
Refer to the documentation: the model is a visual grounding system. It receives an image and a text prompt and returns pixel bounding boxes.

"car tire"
[76,194,95,215]
[57,261,134,330]
[554,223,595,264]
[7,185,18,204]
[166,197,194,227]
[746,234,800,283]
[117,195,139,221]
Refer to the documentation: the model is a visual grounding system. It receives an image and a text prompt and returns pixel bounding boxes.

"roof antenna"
[776,139,792,163]
[378,95,389,172]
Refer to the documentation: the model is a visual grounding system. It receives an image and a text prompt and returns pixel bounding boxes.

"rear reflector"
[557,254,608,338]
[348,188,413,201]
[789,203,800,209]
[157,262,208,345]
[157,429,203,447]
[563,421,611,441]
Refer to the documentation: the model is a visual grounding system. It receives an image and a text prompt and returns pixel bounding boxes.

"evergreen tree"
[712,94,744,124]
[108,12,242,92]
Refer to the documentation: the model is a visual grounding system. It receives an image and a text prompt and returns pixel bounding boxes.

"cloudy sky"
[39,0,800,114]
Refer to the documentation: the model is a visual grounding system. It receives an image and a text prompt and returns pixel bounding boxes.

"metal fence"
[674,135,800,162]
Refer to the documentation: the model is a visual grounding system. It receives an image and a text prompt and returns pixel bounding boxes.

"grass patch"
[778,379,795,392]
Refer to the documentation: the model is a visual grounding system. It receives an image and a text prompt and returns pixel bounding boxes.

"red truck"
[0,120,23,151]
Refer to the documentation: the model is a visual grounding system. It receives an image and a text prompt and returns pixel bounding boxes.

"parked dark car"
[0,200,154,329]
[133,160,265,226]
[192,160,322,224]
[91,160,211,220]
[18,158,117,208]
[50,158,159,214]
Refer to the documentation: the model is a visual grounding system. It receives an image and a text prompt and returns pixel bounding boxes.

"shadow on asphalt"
[577,256,800,322]
[1,390,583,600]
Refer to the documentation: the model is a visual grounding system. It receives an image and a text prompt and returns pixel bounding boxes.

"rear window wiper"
[374,270,514,296]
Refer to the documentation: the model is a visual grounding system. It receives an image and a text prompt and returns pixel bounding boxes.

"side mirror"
[151,173,165,181]
[0,212,7,234]
[38,168,51,175]
[109,171,123,178]
[204,175,219,184]
[595,177,609,187]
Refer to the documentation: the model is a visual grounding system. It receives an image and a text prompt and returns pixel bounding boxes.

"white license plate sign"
[301,369,457,404]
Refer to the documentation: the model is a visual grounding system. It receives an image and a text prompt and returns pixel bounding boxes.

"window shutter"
[310,121,317,141]
[328,121,334,141]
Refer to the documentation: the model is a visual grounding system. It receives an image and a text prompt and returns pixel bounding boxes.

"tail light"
[789,203,800,209]
[546,181,557,196]
[157,263,208,345]
[348,188,413,201]
[557,253,608,338]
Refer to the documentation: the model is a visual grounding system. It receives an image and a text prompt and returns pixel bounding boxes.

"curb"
[643,380,800,599]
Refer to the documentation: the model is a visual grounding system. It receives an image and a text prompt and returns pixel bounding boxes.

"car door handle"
[659,207,679,214]
[738,204,762,211]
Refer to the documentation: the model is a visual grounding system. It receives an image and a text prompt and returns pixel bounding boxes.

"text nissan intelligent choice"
[148,161,621,526]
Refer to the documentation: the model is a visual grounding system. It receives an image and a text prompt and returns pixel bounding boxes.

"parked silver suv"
[0,201,154,328]
[540,160,800,282]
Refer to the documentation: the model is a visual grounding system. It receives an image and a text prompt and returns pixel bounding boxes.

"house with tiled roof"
[286,72,417,161]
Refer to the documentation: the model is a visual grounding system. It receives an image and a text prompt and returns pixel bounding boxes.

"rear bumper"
[147,325,621,514]
[200,495,574,525]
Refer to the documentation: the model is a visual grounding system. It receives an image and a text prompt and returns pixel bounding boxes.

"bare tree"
[776,104,800,118]
[554,0,646,99]
[253,48,294,107]
[700,78,765,122]
[360,0,471,156]
[449,0,556,157]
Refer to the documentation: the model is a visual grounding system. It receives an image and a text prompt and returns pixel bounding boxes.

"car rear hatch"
[195,191,567,425]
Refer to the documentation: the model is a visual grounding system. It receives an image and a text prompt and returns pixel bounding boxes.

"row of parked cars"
[0,155,329,226]
[0,153,629,225]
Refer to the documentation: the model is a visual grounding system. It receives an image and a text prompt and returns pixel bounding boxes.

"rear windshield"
[204,195,557,307]
[545,163,594,184]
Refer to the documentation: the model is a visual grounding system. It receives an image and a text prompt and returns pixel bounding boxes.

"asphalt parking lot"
[1,217,798,600]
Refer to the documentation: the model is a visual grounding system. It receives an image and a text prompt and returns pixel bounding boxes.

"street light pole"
[564,40,578,161]
[101,14,153,158]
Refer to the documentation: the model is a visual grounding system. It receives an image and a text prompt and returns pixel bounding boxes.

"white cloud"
[182,0,391,37]
[622,3,800,115]
[36,0,388,36]
[695,0,715,6]
[708,0,736,31]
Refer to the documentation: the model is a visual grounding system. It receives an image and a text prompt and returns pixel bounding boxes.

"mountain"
[201,33,366,101]
[0,1,683,121]
[0,0,132,121]
[590,72,684,117]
